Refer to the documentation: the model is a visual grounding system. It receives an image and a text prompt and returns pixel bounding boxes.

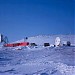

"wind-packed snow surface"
[0,35,75,75]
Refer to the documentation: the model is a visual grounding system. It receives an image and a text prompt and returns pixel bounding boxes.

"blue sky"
[0,0,74,42]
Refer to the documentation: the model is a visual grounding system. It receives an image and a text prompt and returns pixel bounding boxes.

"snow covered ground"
[0,35,75,75]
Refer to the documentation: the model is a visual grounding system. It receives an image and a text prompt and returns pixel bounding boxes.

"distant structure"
[63,41,67,46]
[24,37,28,42]
[67,41,71,46]
[0,34,8,44]
[0,34,3,43]
[63,41,71,46]
[44,43,50,47]
[55,37,61,47]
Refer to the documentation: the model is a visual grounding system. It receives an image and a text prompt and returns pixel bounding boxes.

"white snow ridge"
[0,35,75,75]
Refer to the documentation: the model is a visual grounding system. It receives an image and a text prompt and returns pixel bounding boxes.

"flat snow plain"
[0,35,75,75]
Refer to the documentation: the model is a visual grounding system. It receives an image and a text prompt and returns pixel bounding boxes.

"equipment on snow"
[55,37,61,47]
[4,42,29,47]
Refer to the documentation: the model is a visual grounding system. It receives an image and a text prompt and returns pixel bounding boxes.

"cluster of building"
[0,34,71,49]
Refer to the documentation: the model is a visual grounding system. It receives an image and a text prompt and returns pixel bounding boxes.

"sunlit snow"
[0,35,75,75]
